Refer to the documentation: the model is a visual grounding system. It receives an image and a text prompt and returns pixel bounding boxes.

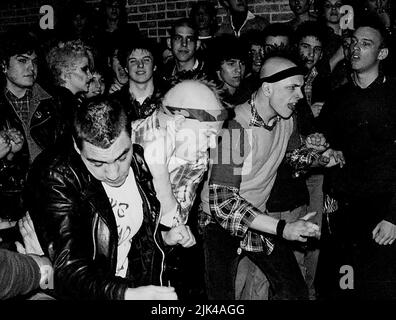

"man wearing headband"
[199,54,324,300]
[132,79,225,298]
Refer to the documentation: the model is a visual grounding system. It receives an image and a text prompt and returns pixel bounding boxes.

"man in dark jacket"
[24,97,194,300]
[318,16,396,299]
[0,27,63,225]
[112,37,162,121]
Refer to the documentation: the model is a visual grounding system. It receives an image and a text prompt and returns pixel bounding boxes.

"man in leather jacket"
[0,27,64,223]
[24,97,195,300]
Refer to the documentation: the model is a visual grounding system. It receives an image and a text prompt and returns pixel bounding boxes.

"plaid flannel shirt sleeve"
[209,183,262,239]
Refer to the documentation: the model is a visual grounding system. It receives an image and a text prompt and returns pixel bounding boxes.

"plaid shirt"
[132,110,208,227]
[303,67,318,107]
[203,97,278,254]
[169,157,208,226]
[5,88,32,127]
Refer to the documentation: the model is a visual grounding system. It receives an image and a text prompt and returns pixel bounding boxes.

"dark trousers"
[203,223,308,300]
[317,194,396,300]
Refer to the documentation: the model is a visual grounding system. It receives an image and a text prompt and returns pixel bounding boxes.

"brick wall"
[0,0,296,39]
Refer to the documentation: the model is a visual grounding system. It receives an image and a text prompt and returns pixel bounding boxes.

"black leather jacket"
[0,84,64,219]
[24,143,167,300]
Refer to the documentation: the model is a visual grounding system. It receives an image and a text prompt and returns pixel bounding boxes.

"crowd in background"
[1,0,396,301]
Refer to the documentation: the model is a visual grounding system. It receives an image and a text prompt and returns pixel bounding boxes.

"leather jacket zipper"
[91,214,98,260]
[138,183,165,286]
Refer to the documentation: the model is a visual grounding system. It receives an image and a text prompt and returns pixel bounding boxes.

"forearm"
[0,250,41,299]
[249,214,280,235]
[209,184,262,238]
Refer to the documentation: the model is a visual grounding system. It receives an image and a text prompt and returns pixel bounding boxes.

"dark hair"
[169,18,198,38]
[73,96,131,150]
[263,23,293,41]
[294,21,327,46]
[98,0,128,28]
[209,35,249,70]
[241,30,265,47]
[0,26,39,65]
[355,13,390,48]
[117,37,159,69]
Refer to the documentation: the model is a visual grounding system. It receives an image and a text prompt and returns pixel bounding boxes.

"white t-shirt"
[102,168,143,278]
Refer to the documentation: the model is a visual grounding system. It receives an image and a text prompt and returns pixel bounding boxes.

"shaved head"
[260,57,297,79]
[163,80,222,111]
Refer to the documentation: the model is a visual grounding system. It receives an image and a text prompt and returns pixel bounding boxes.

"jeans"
[203,223,308,300]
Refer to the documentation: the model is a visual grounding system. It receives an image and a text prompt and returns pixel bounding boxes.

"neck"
[6,81,28,98]
[352,68,380,89]
[328,22,341,35]
[223,83,236,96]
[64,83,78,95]
[254,88,277,124]
[129,80,154,100]
[176,58,196,72]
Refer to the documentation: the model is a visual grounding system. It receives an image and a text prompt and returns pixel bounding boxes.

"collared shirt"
[129,89,162,120]
[169,156,208,226]
[5,88,32,127]
[200,97,289,254]
[304,67,319,107]
[249,94,280,130]
[132,110,209,227]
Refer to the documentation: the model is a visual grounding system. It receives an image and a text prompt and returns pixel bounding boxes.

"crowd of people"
[1,0,396,301]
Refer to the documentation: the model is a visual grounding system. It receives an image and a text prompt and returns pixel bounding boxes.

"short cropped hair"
[169,18,198,38]
[263,23,293,42]
[117,37,159,69]
[294,21,327,46]
[0,27,39,65]
[210,35,249,70]
[355,13,390,49]
[73,96,131,150]
[46,40,91,86]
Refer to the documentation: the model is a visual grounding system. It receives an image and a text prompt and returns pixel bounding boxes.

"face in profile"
[111,49,128,84]
[66,57,92,94]
[174,118,223,162]
[268,74,304,119]
[86,71,105,99]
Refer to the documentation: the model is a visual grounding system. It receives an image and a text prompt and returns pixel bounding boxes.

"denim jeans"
[203,223,308,300]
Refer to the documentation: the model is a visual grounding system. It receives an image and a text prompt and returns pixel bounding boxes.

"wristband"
[276,219,286,238]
